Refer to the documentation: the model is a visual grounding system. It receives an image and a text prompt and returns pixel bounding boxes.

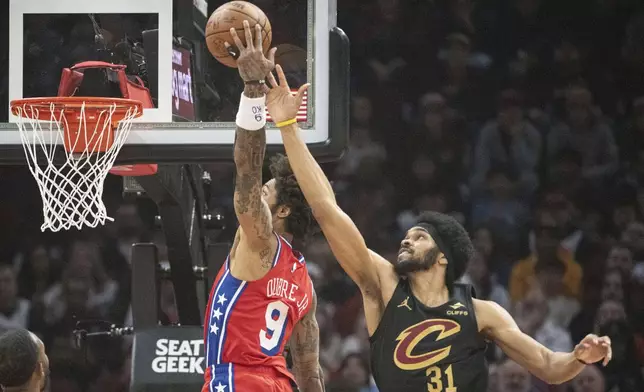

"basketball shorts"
[202,363,294,392]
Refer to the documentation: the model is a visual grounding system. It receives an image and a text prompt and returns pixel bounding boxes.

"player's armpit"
[233,84,275,250]
[290,290,324,392]
[474,299,584,384]
[279,126,385,299]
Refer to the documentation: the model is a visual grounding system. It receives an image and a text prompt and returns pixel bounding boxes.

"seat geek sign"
[131,327,204,392]
[152,338,204,373]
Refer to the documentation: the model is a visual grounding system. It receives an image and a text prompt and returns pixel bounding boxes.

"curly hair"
[417,211,475,290]
[269,154,315,241]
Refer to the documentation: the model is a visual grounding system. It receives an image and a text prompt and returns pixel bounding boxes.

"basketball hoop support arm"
[134,164,208,326]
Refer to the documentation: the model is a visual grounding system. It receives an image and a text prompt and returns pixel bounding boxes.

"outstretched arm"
[233,83,273,249]
[475,299,612,385]
[279,123,386,297]
[265,66,388,298]
[290,290,324,392]
[229,22,278,251]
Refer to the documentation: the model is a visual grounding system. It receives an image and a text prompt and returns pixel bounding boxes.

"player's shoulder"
[472,298,511,333]
[367,249,396,278]
[365,249,399,304]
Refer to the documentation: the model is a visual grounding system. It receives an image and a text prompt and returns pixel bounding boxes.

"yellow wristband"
[275,118,297,128]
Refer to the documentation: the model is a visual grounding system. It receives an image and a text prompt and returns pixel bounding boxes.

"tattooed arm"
[290,289,324,392]
[227,21,279,265]
[233,84,275,252]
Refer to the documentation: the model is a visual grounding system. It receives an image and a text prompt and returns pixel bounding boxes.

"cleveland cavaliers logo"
[393,319,461,370]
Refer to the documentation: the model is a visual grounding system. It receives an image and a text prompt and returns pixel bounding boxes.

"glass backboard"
[0,0,349,164]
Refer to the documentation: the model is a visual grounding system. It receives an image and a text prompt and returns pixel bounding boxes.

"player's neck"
[275,228,293,244]
[408,268,449,308]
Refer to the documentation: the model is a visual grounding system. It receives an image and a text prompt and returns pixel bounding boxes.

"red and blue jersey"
[202,233,313,392]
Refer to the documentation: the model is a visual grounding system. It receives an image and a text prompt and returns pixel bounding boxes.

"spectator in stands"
[597,318,644,391]
[471,89,541,198]
[527,187,591,264]
[0,264,30,333]
[600,269,626,303]
[610,192,640,241]
[621,221,644,263]
[460,250,510,309]
[510,208,582,303]
[497,359,532,392]
[69,240,118,317]
[430,33,494,121]
[16,244,57,303]
[606,244,635,276]
[536,258,580,328]
[32,256,101,337]
[617,96,644,167]
[470,167,531,251]
[513,284,573,352]
[329,353,377,392]
[316,300,342,375]
[410,93,469,183]
[335,124,387,184]
[594,300,627,334]
[571,365,605,392]
[568,266,608,344]
[547,86,619,184]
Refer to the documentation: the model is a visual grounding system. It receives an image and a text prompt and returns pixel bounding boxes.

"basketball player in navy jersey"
[264,65,612,391]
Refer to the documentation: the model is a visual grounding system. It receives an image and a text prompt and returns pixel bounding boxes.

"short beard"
[394,247,441,276]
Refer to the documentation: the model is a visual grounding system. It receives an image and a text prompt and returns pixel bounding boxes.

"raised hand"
[574,334,612,366]
[226,20,277,82]
[266,64,310,125]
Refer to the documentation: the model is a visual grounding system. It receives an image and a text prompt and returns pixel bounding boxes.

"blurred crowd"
[2,0,644,392]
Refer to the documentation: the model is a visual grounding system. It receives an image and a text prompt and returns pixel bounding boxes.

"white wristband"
[236,93,266,131]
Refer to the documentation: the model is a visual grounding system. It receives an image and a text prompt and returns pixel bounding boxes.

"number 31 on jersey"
[259,300,289,356]
[427,365,457,392]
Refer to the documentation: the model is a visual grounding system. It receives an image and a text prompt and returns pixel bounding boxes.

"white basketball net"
[12,101,139,232]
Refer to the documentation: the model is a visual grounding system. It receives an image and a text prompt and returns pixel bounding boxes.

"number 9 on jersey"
[259,300,290,356]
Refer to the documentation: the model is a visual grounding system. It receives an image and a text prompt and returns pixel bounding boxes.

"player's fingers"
[276,64,290,89]
[267,47,277,64]
[229,28,244,52]
[267,71,278,88]
[574,343,588,354]
[600,336,611,345]
[255,23,263,50]
[603,346,612,366]
[243,20,254,50]
[585,334,597,342]
[295,83,311,104]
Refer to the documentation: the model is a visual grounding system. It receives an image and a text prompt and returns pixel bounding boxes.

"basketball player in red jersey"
[202,22,323,392]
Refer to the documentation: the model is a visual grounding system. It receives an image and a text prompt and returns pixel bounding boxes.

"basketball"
[206,1,273,68]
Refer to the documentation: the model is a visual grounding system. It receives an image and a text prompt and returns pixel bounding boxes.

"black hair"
[416,211,474,292]
[0,329,38,388]
[269,154,315,241]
